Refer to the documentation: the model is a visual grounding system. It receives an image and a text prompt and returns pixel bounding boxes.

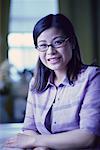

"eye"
[38,43,47,48]
[54,39,64,46]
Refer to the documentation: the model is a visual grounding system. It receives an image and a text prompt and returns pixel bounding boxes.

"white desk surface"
[1,124,99,150]
[0,123,23,150]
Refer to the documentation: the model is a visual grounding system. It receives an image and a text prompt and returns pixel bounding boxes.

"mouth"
[47,57,61,64]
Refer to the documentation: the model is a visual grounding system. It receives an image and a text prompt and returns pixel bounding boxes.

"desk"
[0,123,23,150]
[0,124,100,150]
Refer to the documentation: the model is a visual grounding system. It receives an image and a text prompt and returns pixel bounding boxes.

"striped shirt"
[23,66,100,147]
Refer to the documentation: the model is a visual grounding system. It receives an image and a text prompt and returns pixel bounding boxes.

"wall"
[58,0,100,65]
[0,0,99,65]
[0,0,10,64]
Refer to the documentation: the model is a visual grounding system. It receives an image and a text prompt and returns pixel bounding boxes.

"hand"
[33,147,50,150]
[2,148,23,150]
[4,133,35,149]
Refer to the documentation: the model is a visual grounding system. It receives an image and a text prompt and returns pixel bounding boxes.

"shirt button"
[54,121,56,124]
[58,98,60,101]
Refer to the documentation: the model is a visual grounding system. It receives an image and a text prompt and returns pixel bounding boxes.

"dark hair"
[32,14,83,92]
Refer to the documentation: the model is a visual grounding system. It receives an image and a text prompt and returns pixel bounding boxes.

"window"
[8,33,38,71]
[8,0,58,72]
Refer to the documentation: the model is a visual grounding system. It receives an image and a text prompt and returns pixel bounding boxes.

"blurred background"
[0,0,100,123]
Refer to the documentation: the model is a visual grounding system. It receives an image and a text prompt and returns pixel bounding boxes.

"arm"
[4,78,49,150]
[35,129,96,149]
[23,130,49,150]
[4,129,95,149]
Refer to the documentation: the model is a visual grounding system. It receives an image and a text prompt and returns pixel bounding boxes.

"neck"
[54,70,66,86]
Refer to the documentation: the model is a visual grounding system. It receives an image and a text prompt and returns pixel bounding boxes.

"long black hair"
[32,14,83,92]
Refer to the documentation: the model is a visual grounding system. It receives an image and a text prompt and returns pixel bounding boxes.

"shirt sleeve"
[80,67,100,136]
[22,78,38,132]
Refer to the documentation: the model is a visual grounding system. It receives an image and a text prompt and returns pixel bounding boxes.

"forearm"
[23,130,39,136]
[35,129,96,149]
[23,130,49,149]
[4,129,95,149]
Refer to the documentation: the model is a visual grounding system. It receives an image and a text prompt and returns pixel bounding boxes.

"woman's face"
[37,27,72,72]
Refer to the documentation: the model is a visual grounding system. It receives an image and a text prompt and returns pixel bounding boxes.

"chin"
[48,65,62,71]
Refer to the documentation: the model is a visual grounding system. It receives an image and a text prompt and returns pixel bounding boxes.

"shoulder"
[75,65,100,85]
[86,66,100,79]
[28,77,35,90]
[87,65,100,72]
[80,65,100,79]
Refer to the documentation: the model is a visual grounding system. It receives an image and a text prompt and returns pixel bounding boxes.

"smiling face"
[37,27,72,74]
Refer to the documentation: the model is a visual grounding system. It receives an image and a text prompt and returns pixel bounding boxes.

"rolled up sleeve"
[22,78,38,132]
[80,67,100,136]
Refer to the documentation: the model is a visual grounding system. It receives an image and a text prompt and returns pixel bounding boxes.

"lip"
[47,56,61,64]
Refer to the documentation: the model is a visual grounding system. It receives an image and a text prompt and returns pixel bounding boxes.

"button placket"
[51,86,63,130]
[51,87,60,126]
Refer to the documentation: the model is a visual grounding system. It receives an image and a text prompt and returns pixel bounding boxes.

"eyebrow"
[38,35,66,43]
[38,40,46,43]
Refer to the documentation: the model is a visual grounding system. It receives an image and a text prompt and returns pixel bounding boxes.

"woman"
[5,14,100,150]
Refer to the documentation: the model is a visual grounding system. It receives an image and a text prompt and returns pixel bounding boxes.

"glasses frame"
[35,36,71,52]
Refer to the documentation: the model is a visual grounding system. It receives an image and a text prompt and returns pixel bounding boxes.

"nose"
[47,44,56,55]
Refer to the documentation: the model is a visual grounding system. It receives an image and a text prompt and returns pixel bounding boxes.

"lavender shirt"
[23,66,100,142]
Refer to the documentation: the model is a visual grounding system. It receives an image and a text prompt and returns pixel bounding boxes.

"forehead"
[37,27,64,42]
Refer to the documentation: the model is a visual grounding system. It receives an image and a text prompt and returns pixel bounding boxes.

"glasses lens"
[37,43,47,51]
[36,37,69,51]
[53,38,66,48]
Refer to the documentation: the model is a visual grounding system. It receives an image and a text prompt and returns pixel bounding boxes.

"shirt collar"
[44,72,69,90]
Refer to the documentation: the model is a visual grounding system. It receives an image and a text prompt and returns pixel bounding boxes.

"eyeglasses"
[36,36,70,52]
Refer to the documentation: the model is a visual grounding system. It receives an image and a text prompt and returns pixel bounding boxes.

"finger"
[5,136,16,143]
[4,140,17,148]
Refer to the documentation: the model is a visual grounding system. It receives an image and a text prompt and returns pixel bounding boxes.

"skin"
[38,27,72,86]
[3,27,96,150]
